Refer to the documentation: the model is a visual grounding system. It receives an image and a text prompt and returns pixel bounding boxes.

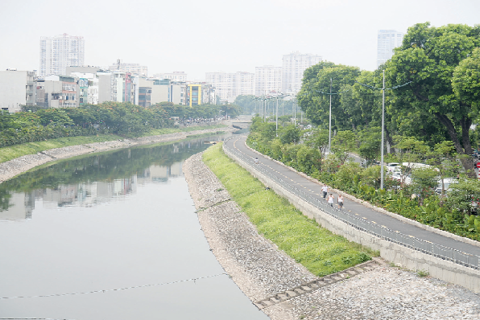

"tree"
[386,22,480,176]
[280,125,301,144]
[425,141,461,197]
[331,130,356,164]
[446,179,480,215]
[298,62,361,131]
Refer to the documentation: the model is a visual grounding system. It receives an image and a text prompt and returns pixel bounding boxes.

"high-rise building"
[205,71,254,102]
[255,65,282,96]
[377,30,404,67]
[282,52,322,94]
[40,34,85,77]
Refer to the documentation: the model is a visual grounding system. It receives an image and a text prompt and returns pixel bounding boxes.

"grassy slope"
[0,124,226,164]
[203,143,376,277]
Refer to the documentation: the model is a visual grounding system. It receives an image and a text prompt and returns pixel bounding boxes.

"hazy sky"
[0,0,478,80]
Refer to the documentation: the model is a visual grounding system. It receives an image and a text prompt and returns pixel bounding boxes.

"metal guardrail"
[224,138,480,270]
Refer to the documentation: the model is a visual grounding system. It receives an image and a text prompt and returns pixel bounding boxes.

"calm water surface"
[0,134,268,320]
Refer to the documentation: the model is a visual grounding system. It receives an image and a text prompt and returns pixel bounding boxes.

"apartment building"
[255,65,282,96]
[0,70,36,112]
[36,75,79,108]
[377,30,404,67]
[39,34,85,77]
[205,71,254,102]
[282,52,322,94]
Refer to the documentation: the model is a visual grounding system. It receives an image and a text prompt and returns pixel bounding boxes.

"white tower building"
[282,52,322,94]
[255,65,282,96]
[40,34,85,77]
[377,30,404,67]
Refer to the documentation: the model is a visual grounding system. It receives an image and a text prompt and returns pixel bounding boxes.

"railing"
[224,137,480,270]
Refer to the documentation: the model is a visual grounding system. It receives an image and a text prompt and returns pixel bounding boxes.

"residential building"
[154,72,187,82]
[186,84,201,107]
[282,52,322,94]
[377,30,404,67]
[70,72,99,105]
[255,65,282,96]
[40,34,85,77]
[109,60,148,77]
[97,71,135,104]
[0,70,36,112]
[205,71,254,102]
[36,75,79,108]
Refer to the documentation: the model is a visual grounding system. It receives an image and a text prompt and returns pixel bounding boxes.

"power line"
[354,80,412,91]
[0,273,227,300]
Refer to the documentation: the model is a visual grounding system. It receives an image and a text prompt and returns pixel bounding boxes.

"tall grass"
[203,143,376,277]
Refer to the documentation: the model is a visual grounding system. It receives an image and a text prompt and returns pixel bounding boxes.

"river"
[0,133,268,320]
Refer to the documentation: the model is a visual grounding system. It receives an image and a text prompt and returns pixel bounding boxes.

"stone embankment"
[0,127,233,183]
[184,152,480,320]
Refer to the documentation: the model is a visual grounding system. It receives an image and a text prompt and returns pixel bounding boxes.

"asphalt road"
[224,134,480,261]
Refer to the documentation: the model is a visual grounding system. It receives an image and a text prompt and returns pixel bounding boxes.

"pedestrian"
[328,194,334,207]
[322,185,328,199]
[337,195,344,209]
[254,157,259,164]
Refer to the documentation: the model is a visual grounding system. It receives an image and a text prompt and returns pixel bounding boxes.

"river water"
[0,134,268,320]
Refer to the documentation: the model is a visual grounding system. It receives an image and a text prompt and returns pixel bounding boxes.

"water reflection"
[0,134,225,221]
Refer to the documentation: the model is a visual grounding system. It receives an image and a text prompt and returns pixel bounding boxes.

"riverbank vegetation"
[0,123,226,164]
[0,102,241,149]
[203,143,376,277]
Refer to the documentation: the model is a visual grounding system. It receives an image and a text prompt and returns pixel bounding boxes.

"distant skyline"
[0,0,478,80]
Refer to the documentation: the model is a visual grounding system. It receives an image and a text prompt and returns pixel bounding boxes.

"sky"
[0,0,479,80]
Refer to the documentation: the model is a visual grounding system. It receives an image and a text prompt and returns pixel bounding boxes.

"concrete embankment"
[184,150,480,320]
[0,127,234,184]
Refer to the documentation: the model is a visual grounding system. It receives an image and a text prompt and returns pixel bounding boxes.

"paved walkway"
[224,135,480,261]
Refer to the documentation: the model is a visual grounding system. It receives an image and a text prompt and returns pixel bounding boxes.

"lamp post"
[328,78,332,153]
[380,70,385,190]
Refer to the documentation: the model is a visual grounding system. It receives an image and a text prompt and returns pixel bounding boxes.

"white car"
[386,163,401,173]
[435,178,458,194]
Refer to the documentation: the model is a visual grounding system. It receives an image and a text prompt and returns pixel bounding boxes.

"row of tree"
[0,102,241,148]
[298,23,480,176]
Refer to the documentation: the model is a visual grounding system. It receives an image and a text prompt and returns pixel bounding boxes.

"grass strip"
[203,143,377,277]
[0,124,227,164]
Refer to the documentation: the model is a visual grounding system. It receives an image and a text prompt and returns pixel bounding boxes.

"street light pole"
[380,70,385,190]
[276,95,279,136]
[328,78,332,153]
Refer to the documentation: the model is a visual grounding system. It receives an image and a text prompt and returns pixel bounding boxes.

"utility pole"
[380,70,385,190]
[328,78,332,153]
[276,95,279,136]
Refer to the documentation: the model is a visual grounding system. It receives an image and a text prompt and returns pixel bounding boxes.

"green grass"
[0,124,227,164]
[203,144,377,277]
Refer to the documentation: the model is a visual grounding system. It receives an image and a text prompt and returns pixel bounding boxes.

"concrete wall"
[0,70,35,112]
[98,73,113,103]
[223,145,480,293]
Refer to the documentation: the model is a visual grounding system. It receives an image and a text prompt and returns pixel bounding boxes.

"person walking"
[328,194,334,207]
[337,195,344,209]
[254,157,259,164]
[322,185,328,199]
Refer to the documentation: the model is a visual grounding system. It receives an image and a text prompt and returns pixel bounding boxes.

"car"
[386,162,401,172]
[435,177,458,195]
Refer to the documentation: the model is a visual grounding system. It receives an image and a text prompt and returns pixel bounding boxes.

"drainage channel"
[254,259,380,309]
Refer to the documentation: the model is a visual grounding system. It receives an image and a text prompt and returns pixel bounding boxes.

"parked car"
[435,178,458,194]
